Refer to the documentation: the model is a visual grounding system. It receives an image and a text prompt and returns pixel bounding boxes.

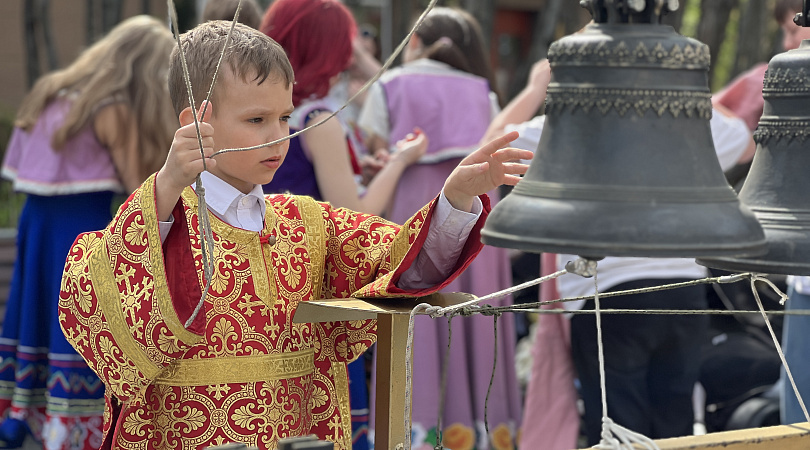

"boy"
[58,21,532,450]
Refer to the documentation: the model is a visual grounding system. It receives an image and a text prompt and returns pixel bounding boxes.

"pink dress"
[359,59,522,449]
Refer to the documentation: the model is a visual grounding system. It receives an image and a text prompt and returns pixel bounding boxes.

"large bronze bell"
[481,0,765,258]
[698,12,810,275]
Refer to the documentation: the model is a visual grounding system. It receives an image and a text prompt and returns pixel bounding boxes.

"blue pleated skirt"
[0,192,113,449]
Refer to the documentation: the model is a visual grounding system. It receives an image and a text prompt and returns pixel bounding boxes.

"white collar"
[198,171,266,220]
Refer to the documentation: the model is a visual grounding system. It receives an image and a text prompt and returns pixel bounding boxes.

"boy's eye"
[248,117,263,124]
[281,115,291,123]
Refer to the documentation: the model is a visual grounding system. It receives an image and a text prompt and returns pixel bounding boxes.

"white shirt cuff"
[158,214,175,243]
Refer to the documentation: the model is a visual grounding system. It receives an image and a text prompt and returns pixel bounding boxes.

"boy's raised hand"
[155,101,216,221]
[443,131,533,212]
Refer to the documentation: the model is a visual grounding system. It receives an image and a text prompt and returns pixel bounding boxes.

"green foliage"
[713,5,742,92]
[0,105,25,230]
[679,0,701,38]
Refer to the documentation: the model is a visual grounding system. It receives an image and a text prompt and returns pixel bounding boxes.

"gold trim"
[332,362,352,450]
[181,187,280,310]
[90,242,161,380]
[145,179,203,346]
[299,197,326,300]
[389,202,432,267]
[154,348,315,386]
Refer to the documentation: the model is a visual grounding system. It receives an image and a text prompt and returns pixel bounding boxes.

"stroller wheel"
[725,396,780,431]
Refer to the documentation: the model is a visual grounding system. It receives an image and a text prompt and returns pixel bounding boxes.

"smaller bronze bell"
[699,31,810,275]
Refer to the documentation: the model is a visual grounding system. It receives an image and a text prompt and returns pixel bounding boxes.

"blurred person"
[259,1,426,448]
[713,0,810,131]
[202,0,264,29]
[0,15,175,449]
[358,7,522,449]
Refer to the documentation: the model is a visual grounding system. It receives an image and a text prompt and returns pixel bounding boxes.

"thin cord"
[401,303,441,450]
[430,268,570,318]
[487,272,753,314]
[591,268,659,450]
[199,1,242,120]
[750,275,810,423]
[210,0,442,157]
[166,0,244,327]
[483,313,500,446]
[594,269,609,426]
[435,314,454,449]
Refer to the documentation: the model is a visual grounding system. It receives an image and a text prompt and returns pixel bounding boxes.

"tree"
[23,0,58,88]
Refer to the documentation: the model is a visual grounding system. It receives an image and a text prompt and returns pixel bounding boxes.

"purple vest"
[1,98,122,196]
[382,71,491,157]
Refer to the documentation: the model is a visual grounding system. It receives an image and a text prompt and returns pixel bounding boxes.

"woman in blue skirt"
[0,16,175,449]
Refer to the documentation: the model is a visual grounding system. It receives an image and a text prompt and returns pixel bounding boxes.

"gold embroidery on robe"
[59,175,451,450]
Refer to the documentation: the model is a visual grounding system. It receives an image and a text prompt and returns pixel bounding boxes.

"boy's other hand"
[443,131,533,212]
[158,101,216,195]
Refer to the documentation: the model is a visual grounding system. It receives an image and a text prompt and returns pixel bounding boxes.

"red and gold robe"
[58,175,487,449]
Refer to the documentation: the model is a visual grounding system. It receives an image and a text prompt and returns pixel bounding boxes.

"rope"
[400,303,441,450]
[487,272,752,314]
[523,308,810,316]
[168,0,443,326]
[167,1,217,327]
[210,0,441,157]
[483,311,500,447]
[750,275,810,423]
[429,268,570,318]
[591,267,660,450]
[434,314,454,449]
[167,0,243,327]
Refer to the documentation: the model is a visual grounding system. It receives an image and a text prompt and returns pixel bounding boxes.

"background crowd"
[0,0,807,449]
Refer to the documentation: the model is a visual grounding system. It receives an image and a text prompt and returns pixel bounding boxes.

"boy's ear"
[178,101,213,127]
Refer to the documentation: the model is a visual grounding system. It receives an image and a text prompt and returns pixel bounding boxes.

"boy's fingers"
[501,174,523,186]
[479,131,519,155]
[197,100,213,122]
[493,148,534,162]
[502,162,530,175]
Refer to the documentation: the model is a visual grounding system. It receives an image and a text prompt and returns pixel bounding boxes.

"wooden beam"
[580,422,810,449]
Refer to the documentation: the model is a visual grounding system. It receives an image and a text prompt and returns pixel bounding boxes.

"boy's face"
[207,68,294,194]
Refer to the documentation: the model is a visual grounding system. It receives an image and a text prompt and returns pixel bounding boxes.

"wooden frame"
[293,292,475,450]
[644,422,810,449]
[294,295,810,450]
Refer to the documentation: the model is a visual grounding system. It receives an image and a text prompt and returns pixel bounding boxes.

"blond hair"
[15,15,176,180]
[168,20,294,116]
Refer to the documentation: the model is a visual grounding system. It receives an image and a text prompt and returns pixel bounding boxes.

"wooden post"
[293,292,475,450]
[374,312,411,448]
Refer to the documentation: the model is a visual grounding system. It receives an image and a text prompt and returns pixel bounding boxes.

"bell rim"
[696,256,810,276]
[481,230,767,259]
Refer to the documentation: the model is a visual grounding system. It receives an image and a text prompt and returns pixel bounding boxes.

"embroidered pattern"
[59,176,437,450]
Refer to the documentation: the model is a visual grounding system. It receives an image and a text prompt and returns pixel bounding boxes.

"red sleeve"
[163,200,205,335]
